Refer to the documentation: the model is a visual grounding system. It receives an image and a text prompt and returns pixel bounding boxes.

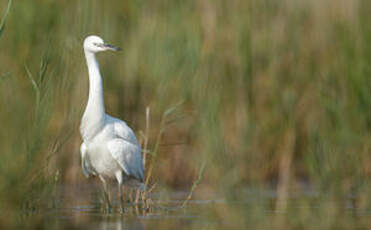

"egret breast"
[86,140,122,178]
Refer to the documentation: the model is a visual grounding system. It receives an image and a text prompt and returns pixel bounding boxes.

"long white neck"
[81,50,106,139]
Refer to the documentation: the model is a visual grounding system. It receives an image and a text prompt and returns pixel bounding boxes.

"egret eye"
[93,42,103,47]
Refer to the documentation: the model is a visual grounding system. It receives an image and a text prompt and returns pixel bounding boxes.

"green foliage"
[0,0,371,229]
[0,0,11,39]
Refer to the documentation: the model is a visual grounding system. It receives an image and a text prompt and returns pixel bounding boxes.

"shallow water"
[27,184,228,230]
[24,183,370,230]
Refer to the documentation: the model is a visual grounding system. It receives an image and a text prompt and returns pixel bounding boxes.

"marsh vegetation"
[0,0,371,229]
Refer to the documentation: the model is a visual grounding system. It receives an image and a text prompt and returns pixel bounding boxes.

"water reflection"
[99,216,144,230]
[28,183,364,230]
[37,183,213,230]
[48,204,207,230]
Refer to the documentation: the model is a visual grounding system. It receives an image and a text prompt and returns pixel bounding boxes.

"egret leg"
[118,185,126,214]
[115,171,125,214]
[99,175,112,212]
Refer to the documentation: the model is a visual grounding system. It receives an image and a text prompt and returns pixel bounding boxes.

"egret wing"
[80,143,96,177]
[107,138,144,182]
[106,115,139,145]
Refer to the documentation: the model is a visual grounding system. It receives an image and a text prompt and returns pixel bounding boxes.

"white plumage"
[80,35,144,211]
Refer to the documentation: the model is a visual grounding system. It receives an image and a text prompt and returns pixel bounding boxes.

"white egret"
[80,35,145,212]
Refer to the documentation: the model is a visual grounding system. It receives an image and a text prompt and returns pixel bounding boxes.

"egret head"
[83,35,121,53]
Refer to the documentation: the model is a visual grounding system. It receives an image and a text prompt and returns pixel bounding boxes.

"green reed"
[0,0,371,229]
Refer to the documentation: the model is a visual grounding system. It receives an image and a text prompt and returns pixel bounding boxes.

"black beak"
[103,43,121,51]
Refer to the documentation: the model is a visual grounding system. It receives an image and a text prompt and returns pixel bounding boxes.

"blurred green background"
[1,0,371,229]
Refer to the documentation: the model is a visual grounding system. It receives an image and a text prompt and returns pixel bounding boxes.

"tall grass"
[0,0,371,229]
[0,0,11,39]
